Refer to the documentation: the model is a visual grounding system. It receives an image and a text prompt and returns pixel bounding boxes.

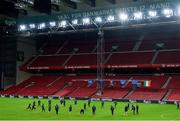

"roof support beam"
[62,0,77,9]
[51,4,60,11]
[106,0,116,4]
[84,0,95,7]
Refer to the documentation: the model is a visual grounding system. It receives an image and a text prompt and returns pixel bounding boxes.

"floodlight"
[163,8,173,18]
[107,15,115,22]
[82,18,90,24]
[29,24,35,29]
[95,17,102,23]
[38,23,46,29]
[148,11,157,18]
[19,25,26,31]
[49,21,56,27]
[177,7,180,15]
[119,13,128,21]
[59,20,67,28]
[134,12,143,20]
[72,19,78,25]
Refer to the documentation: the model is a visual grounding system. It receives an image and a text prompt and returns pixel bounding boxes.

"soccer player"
[88,99,91,107]
[69,105,72,112]
[177,102,179,109]
[74,99,77,105]
[60,99,63,105]
[124,105,128,115]
[55,104,59,115]
[27,103,31,110]
[63,100,66,107]
[101,100,104,108]
[127,103,130,110]
[80,109,84,115]
[32,101,36,110]
[33,101,36,106]
[131,105,135,115]
[131,104,134,111]
[42,103,45,112]
[38,100,41,106]
[84,103,87,110]
[114,101,117,108]
[48,104,51,112]
[136,104,139,114]
[48,99,51,105]
[110,105,115,115]
[92,105,96,115]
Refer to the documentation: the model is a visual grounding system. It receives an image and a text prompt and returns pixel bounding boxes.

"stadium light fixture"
[177,7,180,16]
[59,20,67,28]
[72,19,78,25]
[19,25,26,31]
[82,18,90,25]
[148,10,157,18]
[49,21,56,27]
[163,8,173,18]
[29,24,36,29]
[119,13,128,21]
[107,15,115,22]
[95,17,102,23]
[134,12,143,20]
[38,23,46,29]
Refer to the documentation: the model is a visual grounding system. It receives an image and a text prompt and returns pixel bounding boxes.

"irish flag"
[144,80,151,87]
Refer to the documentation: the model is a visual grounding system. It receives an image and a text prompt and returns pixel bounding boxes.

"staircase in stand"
[162,76,172,89]
[62,53,74,66]
[151,51,159,64]
[26,55,40,67]
[123,89,134,99]
[162,89,172,101]
[133,40,142,51]
[15,84,34,95]
[56,40,69,54]
[104,53,113,64]
[52,83,70,96]
[46,76,62,87]
[91,43,98,53]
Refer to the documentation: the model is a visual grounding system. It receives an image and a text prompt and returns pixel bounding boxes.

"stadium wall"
[16,37,36,84]
[1,37,17,89]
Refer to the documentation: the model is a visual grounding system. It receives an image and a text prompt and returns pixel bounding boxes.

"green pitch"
[0,97,180,120]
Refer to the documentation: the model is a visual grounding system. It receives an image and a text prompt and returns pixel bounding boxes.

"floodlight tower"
[96,25,104,93]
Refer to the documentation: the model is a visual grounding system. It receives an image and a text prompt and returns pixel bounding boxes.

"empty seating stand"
[66,54,97,66]
[106,51,154,65]
[59,40,96,54]
[127,89,167,101]
[139,39,180,50]
[42,40,65,55]
[104,39,135,52]
[67,81,97,98]
[132,75,168,89]
[15,76,59,96]
[155,50,180,64]
[22,36,180,70]
[93,88,130,99]
[30,55,69,67]
[1,75,180,102]
[167,89,180,101]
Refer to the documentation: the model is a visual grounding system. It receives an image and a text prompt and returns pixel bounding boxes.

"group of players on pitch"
[26,98,140,115]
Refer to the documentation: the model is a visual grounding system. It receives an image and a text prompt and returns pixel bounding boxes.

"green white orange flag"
[144,80,151,87]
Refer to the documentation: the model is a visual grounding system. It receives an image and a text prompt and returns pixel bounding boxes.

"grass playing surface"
[0,97,180,120]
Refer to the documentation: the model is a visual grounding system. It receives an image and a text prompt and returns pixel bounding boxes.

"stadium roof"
[0,0,164,19]
[0,0,178,35]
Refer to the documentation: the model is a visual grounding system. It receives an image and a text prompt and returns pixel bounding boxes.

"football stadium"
[0,0,180,120]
